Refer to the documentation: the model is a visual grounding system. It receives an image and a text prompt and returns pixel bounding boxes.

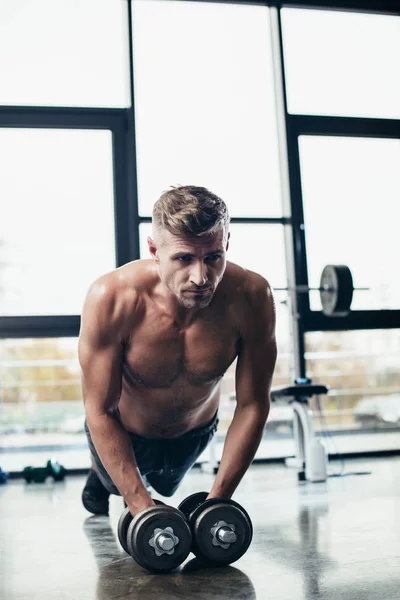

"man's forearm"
[208,404,269,499]
[86,411,153,513]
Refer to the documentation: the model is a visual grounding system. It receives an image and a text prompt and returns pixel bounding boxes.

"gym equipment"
[118,499,165,554]
[271,381,329,482]
[22,459,66,484]
[274,264,368,317]
[0,467,9,484]
[178,492,253,566]
[47,459,66,481]
[201,380,330,483]
[118,502,192,572]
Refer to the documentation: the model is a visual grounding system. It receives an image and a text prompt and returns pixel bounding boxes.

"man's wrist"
[207,487,233,501]
[125,488,155,515]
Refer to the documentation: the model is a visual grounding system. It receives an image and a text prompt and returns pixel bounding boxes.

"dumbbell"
[23,459,66,483]
[117,500,192,572]
[178,492,253,566]
[0,467,9,485]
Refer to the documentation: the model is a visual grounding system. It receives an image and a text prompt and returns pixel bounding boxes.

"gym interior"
[1,1,399,599]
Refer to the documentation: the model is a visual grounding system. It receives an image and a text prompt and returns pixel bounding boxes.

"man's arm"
[78,279,154,514]
[208,274,277,499]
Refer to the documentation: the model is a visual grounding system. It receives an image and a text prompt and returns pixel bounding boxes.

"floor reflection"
[83,515,256,600]
[253,502,334,599]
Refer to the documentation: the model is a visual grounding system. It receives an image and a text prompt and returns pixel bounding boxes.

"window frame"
[287,114,400,334]
[0,106,139,337]
[0,0,398,385]
[270,3,400,379]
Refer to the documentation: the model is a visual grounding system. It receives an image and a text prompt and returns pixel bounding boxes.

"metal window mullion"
[304,310,400,331]
[280,1,400,16]
[155,0,400,15]
[0,316,80,339]
[112,114,137,267]
[0,106,127,129]
[270,5,306,379]
[126,0,141,262]
[290,114,400,138]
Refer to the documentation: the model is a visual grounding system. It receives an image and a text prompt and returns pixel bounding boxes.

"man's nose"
[189,262,208,287]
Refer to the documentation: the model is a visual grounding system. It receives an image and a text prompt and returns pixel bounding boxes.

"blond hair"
[152,185,229,244]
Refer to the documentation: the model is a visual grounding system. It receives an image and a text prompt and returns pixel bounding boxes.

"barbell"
[274,264,368,317]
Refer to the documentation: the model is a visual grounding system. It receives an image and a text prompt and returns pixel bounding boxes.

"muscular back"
[79,259,264,438]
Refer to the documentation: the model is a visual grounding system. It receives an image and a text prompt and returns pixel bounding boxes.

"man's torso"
[110,260,251,438]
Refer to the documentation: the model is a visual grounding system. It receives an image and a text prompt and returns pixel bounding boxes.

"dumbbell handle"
[154,532,176,552]
[217,526,237,544]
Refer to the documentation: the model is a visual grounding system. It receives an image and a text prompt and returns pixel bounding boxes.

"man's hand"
[127,491,156,516]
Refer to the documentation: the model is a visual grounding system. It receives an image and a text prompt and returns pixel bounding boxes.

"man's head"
[148,185,230,309]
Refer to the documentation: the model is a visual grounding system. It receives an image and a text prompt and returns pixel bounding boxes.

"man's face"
[148,228,230,309]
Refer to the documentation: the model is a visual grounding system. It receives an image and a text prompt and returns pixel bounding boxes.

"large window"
[132,0,282,217]
[281,8,400,119]
[0,338,87,472]
[2,1,398,469]
[0,0,130,107]
[0,128,116,316]
[299,135,400,311]
[133,0,291,441]
[305,330,400,452]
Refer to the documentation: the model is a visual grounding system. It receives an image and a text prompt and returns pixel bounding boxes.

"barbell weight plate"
[320,264,354,317]
[178,491,208,519]
[126,505,192,572]
[118,499,165,554]
[189,499,253,566]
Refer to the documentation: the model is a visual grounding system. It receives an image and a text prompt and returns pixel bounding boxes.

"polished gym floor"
[1,456,399,600]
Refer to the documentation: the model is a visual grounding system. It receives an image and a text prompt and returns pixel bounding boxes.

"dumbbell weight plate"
[118,499,165,554]
[126,505,192,572]
[189,499,253,566]
[178,491,208,519]
[118,507,134,554]
[47,460,66,482]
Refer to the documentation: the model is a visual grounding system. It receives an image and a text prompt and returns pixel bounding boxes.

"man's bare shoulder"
[82,259,157,330]
[224,261,273,299]
[223,262,275,335]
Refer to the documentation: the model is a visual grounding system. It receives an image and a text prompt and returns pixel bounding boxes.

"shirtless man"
[79,185,277,517]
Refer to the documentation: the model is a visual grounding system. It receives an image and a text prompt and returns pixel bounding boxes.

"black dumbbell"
[117,500,192,572]
[178,491,253,566]
[22,459,66,483]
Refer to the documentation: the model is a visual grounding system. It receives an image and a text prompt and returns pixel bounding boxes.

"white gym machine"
[201,382,330,483]
[270,382,329,482]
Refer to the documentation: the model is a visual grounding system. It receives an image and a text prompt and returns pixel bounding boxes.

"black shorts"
[84,411,219,497]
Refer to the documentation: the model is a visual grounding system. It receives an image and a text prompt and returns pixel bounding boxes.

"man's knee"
[156,487,175,498]
[146,474,182,497]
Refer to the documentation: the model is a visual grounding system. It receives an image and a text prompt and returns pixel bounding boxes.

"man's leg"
[82,423,120,515]
[146,412,219,498]
[145,470,185,498]
[82,467,111,515]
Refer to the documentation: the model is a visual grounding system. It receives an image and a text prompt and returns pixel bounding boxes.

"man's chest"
[123,313,239,389]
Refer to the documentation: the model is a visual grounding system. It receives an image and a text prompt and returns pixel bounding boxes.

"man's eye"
[177,256,191,262]
[207,255,221,261]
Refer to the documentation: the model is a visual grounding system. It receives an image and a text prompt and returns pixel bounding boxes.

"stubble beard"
[178,294,213,309]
